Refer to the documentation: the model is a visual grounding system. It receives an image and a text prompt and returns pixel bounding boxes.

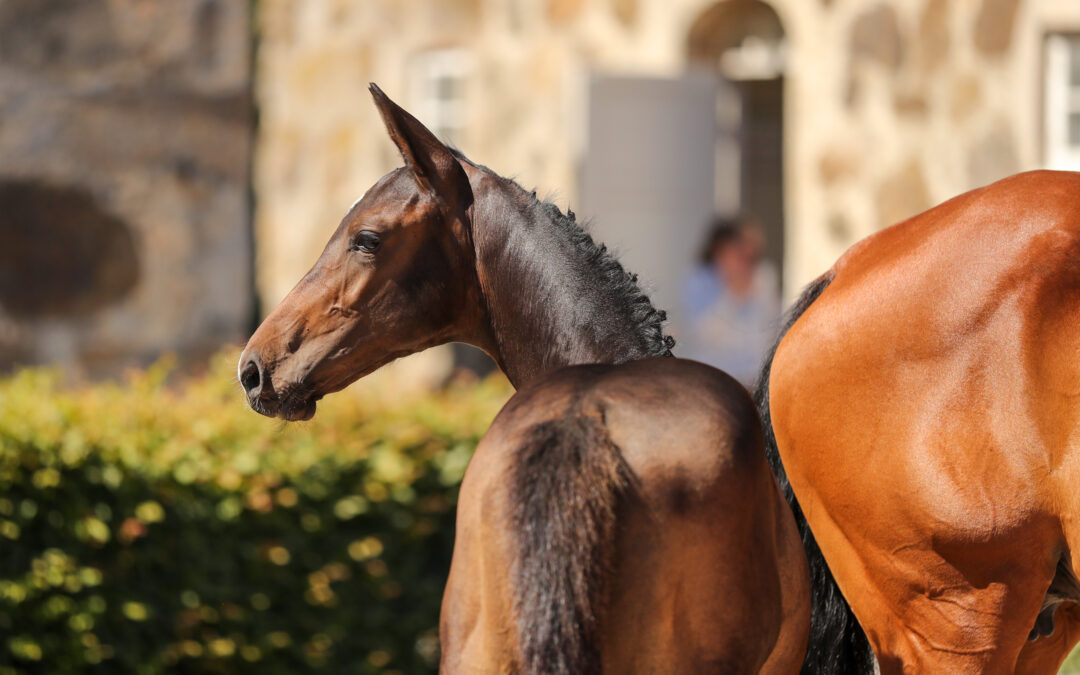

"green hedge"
[0,352,511,674]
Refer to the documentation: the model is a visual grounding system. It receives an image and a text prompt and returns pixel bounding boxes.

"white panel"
[579,73,718,344]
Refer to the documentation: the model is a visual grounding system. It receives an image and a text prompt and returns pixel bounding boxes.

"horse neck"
[465,173,671,388]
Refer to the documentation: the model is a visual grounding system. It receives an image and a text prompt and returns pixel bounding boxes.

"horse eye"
[351,230,381,254]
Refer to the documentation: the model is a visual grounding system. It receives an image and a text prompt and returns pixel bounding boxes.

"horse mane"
[450,147,675,360]
[530,197,676,358]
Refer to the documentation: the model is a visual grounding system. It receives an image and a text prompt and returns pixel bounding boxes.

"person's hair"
[699,216,744,266]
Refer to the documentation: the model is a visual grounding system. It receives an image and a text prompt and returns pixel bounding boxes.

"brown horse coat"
[443,359,809,673]
[766,170,1080,673]
[240,85,811,673]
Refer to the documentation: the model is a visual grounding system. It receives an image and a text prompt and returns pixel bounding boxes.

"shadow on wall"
[0,0,254,378]
[0,180,139,319]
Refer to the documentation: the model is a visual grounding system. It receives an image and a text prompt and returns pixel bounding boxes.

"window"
[1044,33,1080,170]
[408,49,470,145]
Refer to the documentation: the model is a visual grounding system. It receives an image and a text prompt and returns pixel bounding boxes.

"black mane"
[526,197,675,359]
[452,145,675,381]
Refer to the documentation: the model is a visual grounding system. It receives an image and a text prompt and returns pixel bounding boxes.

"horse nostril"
[240,358,262,396]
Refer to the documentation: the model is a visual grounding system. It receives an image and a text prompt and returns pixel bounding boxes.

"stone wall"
[0,0,253,376]
[777,0,1080,291]
[4,0,1064,374]
[254,0,1080,308]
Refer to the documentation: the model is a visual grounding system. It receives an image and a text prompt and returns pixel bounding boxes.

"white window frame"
[1044,33,1080,171]
[408,49,471,145]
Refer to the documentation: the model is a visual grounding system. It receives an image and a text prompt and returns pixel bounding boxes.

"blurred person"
[682,216,780,386]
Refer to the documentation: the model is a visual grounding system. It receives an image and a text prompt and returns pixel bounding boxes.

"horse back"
[441,358,809,674]
[468,358,772,519]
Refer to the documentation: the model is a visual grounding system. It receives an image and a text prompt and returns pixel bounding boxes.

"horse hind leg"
[794,512,1066,675]
[1015,554,1080,674]
[1029,555,1080,641]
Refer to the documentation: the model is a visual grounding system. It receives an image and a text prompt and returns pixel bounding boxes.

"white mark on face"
[349,190,367,212]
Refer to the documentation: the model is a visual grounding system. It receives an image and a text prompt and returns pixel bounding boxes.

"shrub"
[0,352,511,674]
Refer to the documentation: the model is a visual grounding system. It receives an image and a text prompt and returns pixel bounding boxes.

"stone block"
[851,4,905,71]
[974,0,1019,56]
[918,0,950,74]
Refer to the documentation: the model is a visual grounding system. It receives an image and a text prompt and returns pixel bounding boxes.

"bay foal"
[760,171,1080,673]
[240,85,809,672]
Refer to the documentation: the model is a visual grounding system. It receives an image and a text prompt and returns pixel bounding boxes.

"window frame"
[407,48,471,146]
[1044,32,1080,171]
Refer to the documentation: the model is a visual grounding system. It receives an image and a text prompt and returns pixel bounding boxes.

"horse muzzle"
[238,351,321,421]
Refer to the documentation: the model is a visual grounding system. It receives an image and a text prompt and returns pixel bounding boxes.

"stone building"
[254,0,1080,329]
[0,0,253,376]
[4,0,1079,376]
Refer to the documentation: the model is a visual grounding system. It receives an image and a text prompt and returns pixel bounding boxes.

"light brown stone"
[435,0,483,28]
[611,0,637,28]
[547,0,584,25]
[918,0,950,74]
[0,0,252,375]
[950,73,982,123]
[827,212,853,243]
[819,149,860,185]
[686,0,785,64]
[877,159,931,230]
[850,5,904,71]
[844,66,861,109]
[894,89,929,118]
[974,0,1019,56]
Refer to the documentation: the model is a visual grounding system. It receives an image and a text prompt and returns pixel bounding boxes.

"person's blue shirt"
[681,263,781,386]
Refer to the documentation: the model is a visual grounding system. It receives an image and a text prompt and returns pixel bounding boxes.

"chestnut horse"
[239,85,810,672]
[758,170,1080,673]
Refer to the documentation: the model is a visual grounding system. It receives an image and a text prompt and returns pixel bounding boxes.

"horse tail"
[754,274,876,675]
[511,411,630,675]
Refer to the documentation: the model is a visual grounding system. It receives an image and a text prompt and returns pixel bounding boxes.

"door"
[579,74,718,342]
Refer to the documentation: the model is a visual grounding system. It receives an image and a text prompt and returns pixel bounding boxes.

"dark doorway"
[688,0,786,286]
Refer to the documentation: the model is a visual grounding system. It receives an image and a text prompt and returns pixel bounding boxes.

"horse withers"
[240,84,810,673]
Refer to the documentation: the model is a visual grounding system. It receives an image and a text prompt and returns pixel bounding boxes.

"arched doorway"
[688,0,786,286]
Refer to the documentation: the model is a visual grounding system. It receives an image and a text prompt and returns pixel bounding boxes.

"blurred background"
[2,0,1080,672]
[4,0,1080,381]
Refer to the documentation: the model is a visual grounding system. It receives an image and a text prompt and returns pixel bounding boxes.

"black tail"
[754,275,876,675]
[511,413,631,675]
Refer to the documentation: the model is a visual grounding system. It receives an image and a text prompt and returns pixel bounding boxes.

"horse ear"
[369,83,473,211]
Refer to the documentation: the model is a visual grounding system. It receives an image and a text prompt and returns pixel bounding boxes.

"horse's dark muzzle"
[238,351,319,421]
